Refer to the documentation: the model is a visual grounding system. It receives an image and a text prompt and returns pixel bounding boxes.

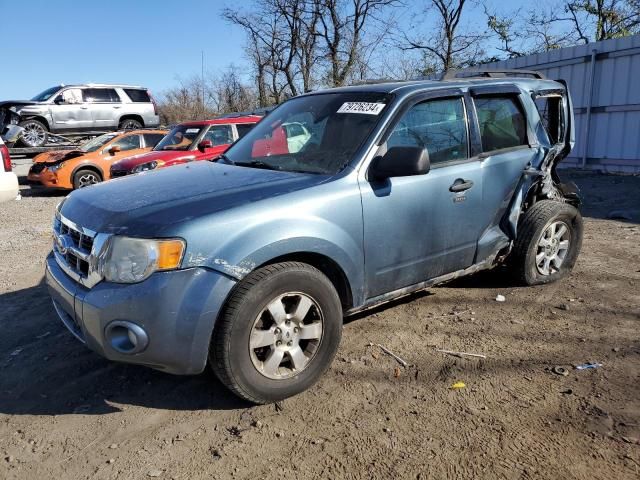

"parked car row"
[26,115,263,190]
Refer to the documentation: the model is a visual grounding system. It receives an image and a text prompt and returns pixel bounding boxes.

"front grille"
[110,169,129,178]
[53,215,108,288]
[30,163,46,174]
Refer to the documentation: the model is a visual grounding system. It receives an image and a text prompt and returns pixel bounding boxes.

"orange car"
[27,129,167,190]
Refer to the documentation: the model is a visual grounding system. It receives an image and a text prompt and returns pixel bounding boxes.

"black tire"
[510,200,583,286]
[18,119,49,148]
[119,118,142,130]
[72,169,102,189]
[210,262,343,404]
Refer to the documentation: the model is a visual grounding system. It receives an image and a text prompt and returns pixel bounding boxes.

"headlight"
[132,160,160,173]
[100,236,185,283]
[48,162,65,172]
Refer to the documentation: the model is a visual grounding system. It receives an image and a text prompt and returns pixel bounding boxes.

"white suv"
[0,137,19,203]
[0,84,161,148]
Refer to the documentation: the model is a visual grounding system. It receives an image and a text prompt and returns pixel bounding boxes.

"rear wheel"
[19,119,49,148]
[119,118,142,130]
[210,262,342,404]
[73,169,102,189]
[510,200,583,286]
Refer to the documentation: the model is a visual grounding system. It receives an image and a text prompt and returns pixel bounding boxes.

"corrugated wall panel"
[473,34,640,172]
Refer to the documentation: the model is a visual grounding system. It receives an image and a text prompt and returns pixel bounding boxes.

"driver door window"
[387,97,468,165]
[109,135,141,152]
[203,125,233,146]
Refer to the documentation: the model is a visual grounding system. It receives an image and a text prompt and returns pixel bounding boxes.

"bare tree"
[313,0,399,86]
[401,0,485,73]
[565,0,640,42]
[158,75,217,125]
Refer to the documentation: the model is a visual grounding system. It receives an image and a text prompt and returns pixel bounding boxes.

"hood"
[34,150,85,164]
[0,100,39,109]
[60,161,330,236]
[111,150,196,171]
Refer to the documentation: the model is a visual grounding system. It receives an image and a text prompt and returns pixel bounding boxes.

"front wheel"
[510,200,583,286]
[19,119,49,148]
[210,262,343,404]
[73,169,102,189]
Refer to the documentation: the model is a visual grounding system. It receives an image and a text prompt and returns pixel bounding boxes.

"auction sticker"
[337,102,386,115]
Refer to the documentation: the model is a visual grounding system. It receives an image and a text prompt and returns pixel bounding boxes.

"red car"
[110,116,262,177]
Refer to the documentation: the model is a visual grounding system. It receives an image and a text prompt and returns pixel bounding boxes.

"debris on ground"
[435,349,486,359]
[368,342,410,367]
[394,366,401,378]
[147,469,163,477]
[576,362,603,370]
[552,366,570,376]
[495,294,506,302]
[450,381,466,389]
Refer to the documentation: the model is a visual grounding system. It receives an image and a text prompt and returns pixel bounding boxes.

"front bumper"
[27,168,66,189]
[45,253,236,374]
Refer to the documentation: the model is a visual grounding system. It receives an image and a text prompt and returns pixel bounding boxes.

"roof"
[303,75,564,97]
[180,115,263,127]
[60,83,149,89]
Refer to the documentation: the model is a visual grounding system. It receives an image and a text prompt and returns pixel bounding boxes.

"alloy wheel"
[249,292,324,380]
[535,220,571,275]
[77,173,99,188]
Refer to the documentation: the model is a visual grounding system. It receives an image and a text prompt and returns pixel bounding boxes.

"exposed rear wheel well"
[258,253,353,311]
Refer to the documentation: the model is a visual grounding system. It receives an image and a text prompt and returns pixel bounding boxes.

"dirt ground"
[0,168,639,480]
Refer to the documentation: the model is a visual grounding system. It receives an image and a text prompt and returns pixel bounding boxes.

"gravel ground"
[0,167,639,479]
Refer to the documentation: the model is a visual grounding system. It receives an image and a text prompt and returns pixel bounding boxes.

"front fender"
[182,215,364,305]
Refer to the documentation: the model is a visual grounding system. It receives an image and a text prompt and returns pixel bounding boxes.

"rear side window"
[387,97,468,165]
[535,95,564,145]
[124,89,151,103]
[236,123,256,139]
[83,88,120,103]
[203,125,234,146]
[143,133,165,148]
[475,96,527,151]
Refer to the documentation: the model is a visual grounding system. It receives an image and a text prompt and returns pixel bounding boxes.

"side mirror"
[369,146,430,180]
[198,139,213,152]
[108,145,121,156]
[54,97,65,105]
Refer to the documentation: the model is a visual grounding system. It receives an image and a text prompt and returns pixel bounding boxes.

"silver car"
[0,84,160,148]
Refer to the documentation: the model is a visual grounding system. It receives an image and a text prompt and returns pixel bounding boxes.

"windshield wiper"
[215,153,235,164]
[234,160,282,171]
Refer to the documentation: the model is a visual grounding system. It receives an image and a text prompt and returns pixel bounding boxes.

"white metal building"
[479,34,640,173]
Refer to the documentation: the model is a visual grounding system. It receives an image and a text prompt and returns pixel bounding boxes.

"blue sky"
[0,0,247,99]
[1,0,534,100]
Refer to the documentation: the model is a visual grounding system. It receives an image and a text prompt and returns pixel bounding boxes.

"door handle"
[449,178,474,192]
[113,106,121,109]
[80,106,89,109]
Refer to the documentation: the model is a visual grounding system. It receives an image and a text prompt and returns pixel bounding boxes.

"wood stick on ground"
[368,343,410,367]
[436,349,486,359]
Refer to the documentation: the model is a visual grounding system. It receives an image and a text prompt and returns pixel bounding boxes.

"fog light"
[105,321,149,354]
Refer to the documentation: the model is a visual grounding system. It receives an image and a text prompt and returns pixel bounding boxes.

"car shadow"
[0,279,250,416]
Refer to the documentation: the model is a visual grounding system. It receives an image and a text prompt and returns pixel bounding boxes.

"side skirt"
[344,252,502,317]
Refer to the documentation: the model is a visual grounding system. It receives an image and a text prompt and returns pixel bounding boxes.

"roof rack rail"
[440,69,546,81]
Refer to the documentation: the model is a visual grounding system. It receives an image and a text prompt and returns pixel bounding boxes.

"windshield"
[80,133,118,152]
[154,125,203,151]
[31,86,62,102]
[223,92,390,174]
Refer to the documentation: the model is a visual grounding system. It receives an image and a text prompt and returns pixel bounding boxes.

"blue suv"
[46,70,582,404]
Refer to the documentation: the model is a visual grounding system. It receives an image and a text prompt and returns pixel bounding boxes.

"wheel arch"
[118,114,144,128]
[20,115,50,130]
[256,252,354,311]
[71,163,104,182]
